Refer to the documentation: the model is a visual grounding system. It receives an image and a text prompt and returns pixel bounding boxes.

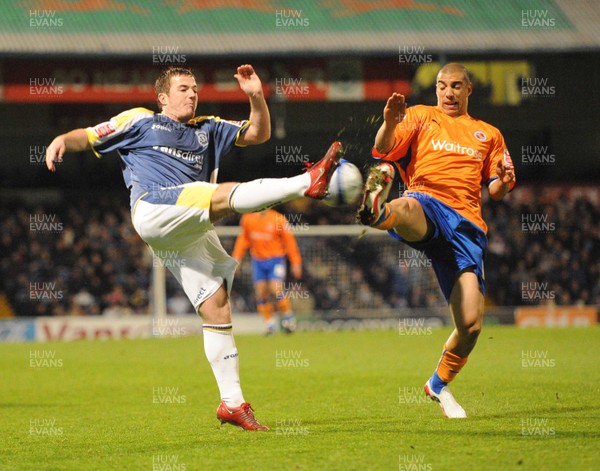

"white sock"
[228,174,311,213]
[203,324,245,407]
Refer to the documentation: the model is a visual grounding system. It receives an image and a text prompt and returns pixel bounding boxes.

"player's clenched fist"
[46,137,65,172]
[234,64,263,97]
[384,92,406,125]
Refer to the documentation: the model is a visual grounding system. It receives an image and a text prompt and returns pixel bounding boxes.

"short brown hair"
[438,62,472,84]
[154,66,195,110]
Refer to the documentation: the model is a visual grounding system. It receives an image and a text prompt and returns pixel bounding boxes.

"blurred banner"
[1,305,597,342]
[515,306,598,327]
[0,58,537,104]
[0,315,264,342]
[0,319,36,342]
[0,58,410,103]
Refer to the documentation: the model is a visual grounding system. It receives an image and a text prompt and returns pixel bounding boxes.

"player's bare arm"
[488,157,515,200]
[45,128,90,172]
[375,93,405,154]
[290,264,302,280]
[234,64,271,146]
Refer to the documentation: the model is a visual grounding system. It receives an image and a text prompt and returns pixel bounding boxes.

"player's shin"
[275,297,292,314]
[256,299,276,333]
[430,343,469,393]
[228,175,311,213]
[256,299,274,321]
[372,203,399,230]
[202,324,245,407]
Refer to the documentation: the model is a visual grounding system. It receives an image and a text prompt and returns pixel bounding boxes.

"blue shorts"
[388,192,487,303]
[252,257,286,282]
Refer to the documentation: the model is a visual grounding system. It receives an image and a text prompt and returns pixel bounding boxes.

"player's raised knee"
[388,197,430,241]
[388,198,414,224]
[209,183,238,222]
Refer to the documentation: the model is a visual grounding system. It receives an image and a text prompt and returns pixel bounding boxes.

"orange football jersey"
[232,210,302,265]
[372,105,515,233]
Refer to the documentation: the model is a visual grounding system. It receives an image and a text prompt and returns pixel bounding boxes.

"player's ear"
[157,92,168,109]
[466,82,473,97]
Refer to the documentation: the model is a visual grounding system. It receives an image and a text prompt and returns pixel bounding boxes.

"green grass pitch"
[1,326,599,470]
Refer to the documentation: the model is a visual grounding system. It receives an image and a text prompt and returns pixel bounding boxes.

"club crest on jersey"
[474,131,487,142]
[195,130,208,148]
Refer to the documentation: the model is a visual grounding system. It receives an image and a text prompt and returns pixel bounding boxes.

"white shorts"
[132,182,237,311]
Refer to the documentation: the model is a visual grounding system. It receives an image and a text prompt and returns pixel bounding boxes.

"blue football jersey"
[85,107,249,208]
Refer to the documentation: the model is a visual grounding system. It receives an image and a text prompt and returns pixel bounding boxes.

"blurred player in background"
[232,209,303,335]
[46,64,343,430]
[357,63,515,418]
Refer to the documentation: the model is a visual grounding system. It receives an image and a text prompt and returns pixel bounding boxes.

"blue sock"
[429,371,447,394]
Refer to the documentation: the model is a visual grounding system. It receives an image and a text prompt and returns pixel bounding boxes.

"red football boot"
[304,141,343,199]
[216,401,269,431]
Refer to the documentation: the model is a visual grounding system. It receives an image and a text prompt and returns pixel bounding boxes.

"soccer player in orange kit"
[357,63,516,418]
[232,209,302,335]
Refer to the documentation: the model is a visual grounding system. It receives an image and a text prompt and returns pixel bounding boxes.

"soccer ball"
[323,159,364,207]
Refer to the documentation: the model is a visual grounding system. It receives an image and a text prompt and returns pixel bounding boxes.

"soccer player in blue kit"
[46,65,342,431]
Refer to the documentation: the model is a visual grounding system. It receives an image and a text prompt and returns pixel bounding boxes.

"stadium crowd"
[1,185,598,317]
[484,185,600,306]
[1,199,151,317]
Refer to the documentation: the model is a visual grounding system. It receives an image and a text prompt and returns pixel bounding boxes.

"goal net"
[214,225,446,320]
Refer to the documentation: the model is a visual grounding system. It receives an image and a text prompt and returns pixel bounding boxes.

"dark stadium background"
[0,1,598,319]
[3,53,598,189]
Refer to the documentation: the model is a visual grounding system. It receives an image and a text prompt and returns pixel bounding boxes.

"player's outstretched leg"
[226,141,343,214]
[356,162,395,226]
[304,140,344,199]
